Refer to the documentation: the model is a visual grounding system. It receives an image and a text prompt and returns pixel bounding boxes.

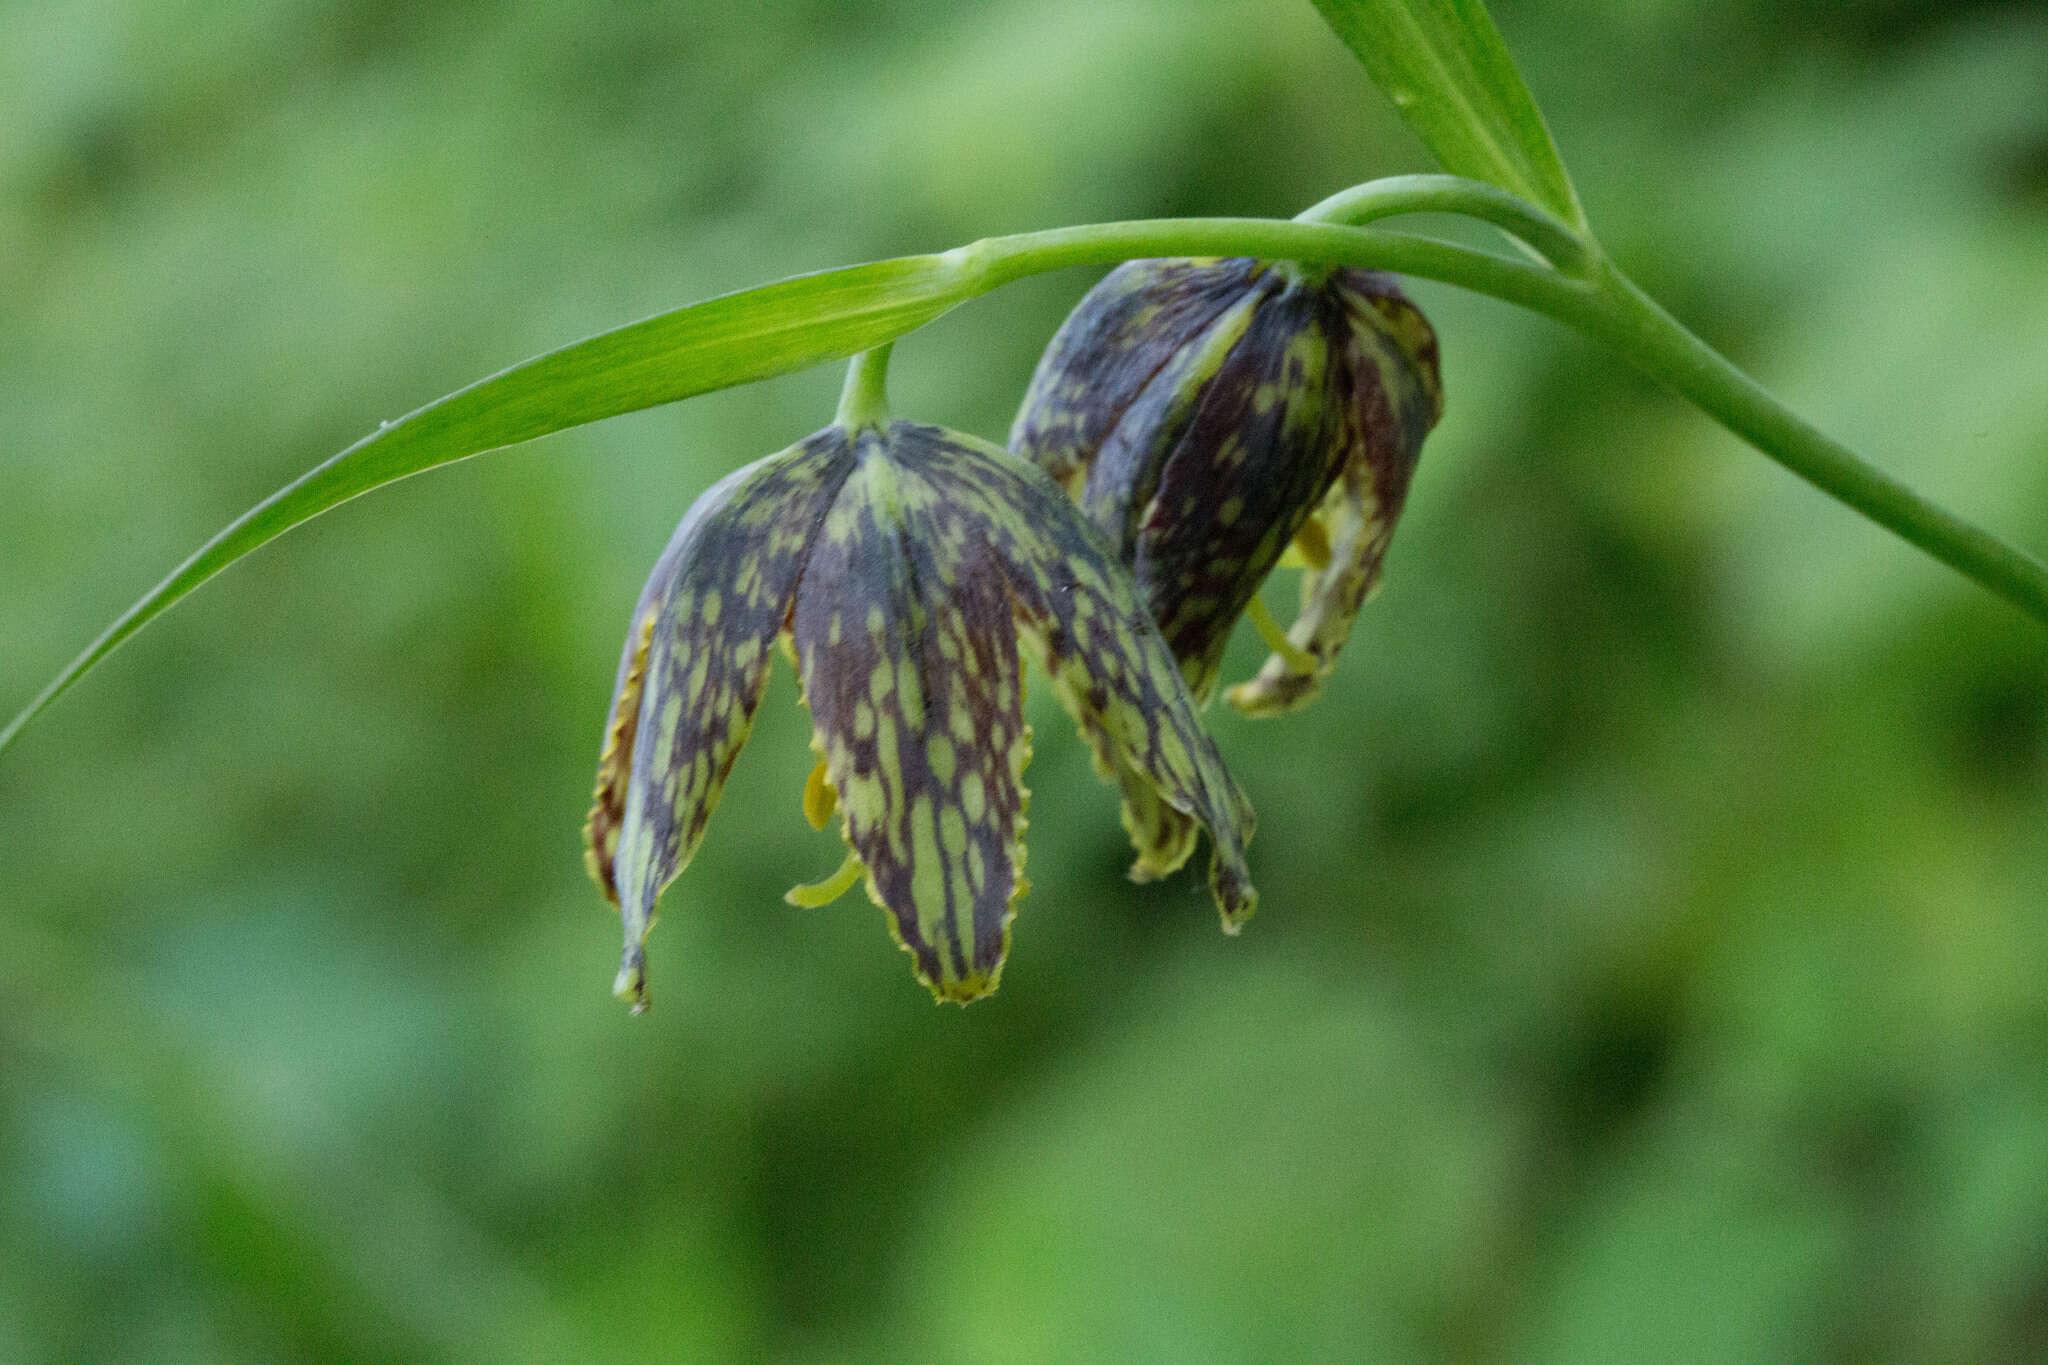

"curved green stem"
[7,181,2043,756]
[954,216,1591,318]
[1292,172,1594,275]
[940,215,2048,626]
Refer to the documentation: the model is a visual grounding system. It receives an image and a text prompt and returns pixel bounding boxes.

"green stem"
[835,342,894,430]
[1292,172,1594,275]
[939,213,2048,625]
[1584,262,2048,622]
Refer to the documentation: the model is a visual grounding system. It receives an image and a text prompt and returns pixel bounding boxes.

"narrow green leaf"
[0,255,971,756]
[1309,0,1586,232]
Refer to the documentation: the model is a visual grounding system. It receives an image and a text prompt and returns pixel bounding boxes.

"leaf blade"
[0,254,970,756]
[1310,0,1586,231]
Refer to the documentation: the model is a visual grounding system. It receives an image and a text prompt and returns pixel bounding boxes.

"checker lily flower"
[585,347,1256,1010]
[1011,257,1442,716]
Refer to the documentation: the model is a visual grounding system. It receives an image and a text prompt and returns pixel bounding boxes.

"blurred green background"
[5,0,2048,1359]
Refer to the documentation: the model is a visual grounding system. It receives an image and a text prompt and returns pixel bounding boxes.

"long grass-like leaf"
[0,255,970,755]
[1310,0,1586,232]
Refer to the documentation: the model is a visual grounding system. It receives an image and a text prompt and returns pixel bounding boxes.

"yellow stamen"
[785,849,865,908]
[1287,515,1332,571]
[802,758,837,830]
[1245,596,1318,676]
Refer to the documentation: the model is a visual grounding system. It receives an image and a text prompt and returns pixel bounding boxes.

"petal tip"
[930,968,1002,1005]
[1211,861,1258,934]
[613,947,649,1014]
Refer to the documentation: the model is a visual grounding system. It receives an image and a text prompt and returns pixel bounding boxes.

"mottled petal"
[1078,283,1266,567]
[1010,257,1262,493]
[1130,267,1356,702]
[1228,272,1441,716]
[791,428,1032,1002]
[591,432,856,1007]
[891,424,1258,930]
[1016,257,1442,717]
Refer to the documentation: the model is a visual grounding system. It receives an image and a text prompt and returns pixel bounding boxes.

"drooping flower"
[1010,257,1442,716]
[584,359,1256,1009]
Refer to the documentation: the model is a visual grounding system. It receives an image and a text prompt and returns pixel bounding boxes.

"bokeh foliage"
[4,0,2048,1359]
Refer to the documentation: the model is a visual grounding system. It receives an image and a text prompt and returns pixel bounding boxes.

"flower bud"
[1011,257,1441,714]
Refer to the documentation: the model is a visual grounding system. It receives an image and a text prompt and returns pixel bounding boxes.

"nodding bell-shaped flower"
[585,348,1256,1011]
[1011,257,1442,716]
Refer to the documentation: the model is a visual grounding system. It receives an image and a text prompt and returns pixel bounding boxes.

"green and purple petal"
[586,433,855,1009]
[1126,269,1357,702]
[790,427,1034,1003]
[1010,257,1261,493]
[790,423,1257,1003]
[891,424,1258,929]
[1229,274,1442,715]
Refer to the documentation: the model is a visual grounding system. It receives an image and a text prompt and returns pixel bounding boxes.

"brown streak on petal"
[584,609,656,905]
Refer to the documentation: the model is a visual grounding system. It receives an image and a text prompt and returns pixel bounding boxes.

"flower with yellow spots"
[1011,257,1442,716]
[585,347,1256,1010]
